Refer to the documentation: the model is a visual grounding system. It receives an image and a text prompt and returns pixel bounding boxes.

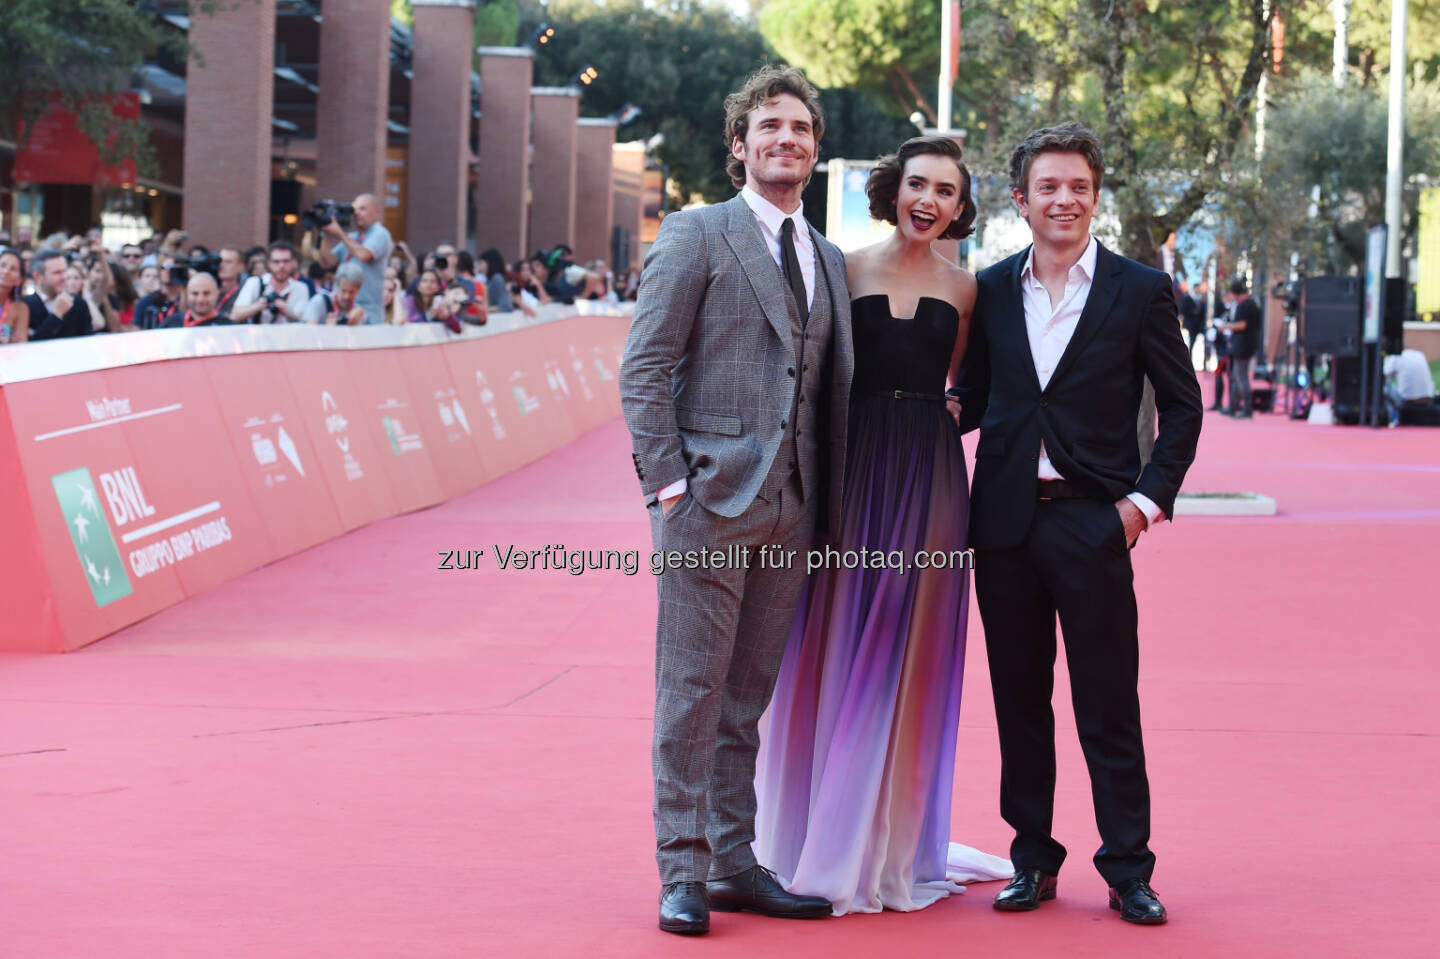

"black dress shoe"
[706,866,831,919]
[993,869,1058,911]
[1109,878,1168,924]
[659,881,710,935]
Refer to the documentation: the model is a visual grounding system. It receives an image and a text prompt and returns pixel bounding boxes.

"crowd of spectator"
[0,191,637,346]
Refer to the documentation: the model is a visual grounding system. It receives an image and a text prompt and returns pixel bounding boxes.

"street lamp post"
[1332,0,1349,88]
[1384,0,1407,281]
[938,2,954,132]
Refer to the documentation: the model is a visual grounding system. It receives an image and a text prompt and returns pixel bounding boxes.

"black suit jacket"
[23,293,95,340]
[1180,292,1204,335]
[954,242,1203,550]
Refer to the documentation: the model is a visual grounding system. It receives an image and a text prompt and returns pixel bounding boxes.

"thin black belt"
[1036,480,1086,501]
[867,390,946,402]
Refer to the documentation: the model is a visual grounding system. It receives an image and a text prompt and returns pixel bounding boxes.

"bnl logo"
[51,467,133,607]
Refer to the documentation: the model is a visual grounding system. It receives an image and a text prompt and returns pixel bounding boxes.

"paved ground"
[3,394,1436,957]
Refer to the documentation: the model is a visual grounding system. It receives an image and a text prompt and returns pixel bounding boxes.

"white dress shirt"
[657,188,816,503]
[1020,236,1163,527]
[740,184,815,308]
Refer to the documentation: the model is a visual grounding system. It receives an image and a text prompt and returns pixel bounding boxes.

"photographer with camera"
[134,260,187,330]
[303,261,367,326]
[426,242,476,299]
[231,242,309,324]
[312,193,392,324]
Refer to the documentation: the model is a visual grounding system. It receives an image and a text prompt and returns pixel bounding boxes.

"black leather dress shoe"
[659,881,710,935]
[1109,878,1168,924]
[706,866,832,919]
[993,869,1058,911]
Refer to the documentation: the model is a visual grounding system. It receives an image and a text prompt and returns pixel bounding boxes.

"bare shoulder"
[845,245,875,290]
[938,259,977,313]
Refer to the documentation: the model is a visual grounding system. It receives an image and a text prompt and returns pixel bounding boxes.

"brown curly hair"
[865,135,975,240]
[723,64,825,189]
[1008,122,1104,198]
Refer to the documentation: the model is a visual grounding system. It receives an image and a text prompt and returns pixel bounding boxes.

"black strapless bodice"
[849,294,959,396]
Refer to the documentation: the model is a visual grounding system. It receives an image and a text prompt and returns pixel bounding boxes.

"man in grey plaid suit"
[619,65,854,936]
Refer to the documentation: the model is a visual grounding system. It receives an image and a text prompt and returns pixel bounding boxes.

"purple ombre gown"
[754,294,1010,915]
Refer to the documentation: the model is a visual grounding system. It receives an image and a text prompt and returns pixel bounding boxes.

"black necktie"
[780,217,809,325]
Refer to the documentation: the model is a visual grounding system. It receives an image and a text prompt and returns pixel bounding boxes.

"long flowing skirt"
[754,396,1011,915]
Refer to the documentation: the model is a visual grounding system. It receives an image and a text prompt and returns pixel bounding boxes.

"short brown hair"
[866,135,976,241]
[1008,122,1104,198]
[723,64,824,189]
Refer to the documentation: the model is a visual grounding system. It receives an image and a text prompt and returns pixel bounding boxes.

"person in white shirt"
[1383,347,1437,425]
[952,122,1203,925]
[231,242,310,324]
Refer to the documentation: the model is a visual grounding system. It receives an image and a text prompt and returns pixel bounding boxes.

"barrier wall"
[0,308,631,653]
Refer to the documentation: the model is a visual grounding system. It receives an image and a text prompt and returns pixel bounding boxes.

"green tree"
[0,1,214,174]
[1217,72,1440,275]
[759,0,941,116]
[518,0,774,202]
[1325,0,1440,85]
[392,0,519,50]
[474,0,520,47]
[761,0,1281,264]
[814,88,917,166]
[518,0,912,203]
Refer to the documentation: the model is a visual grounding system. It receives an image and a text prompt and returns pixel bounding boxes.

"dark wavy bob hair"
[866,135,976,240]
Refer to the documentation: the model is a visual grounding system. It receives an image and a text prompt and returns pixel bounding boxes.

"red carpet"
[3,377,1437,957]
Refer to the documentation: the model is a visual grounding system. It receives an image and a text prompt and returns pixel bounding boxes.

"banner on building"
[13,94,141,187]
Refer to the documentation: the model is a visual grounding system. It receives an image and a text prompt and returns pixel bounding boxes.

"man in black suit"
[24,249,95,340]
[952,123,1202,924]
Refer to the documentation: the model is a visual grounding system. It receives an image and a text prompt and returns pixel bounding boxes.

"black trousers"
[974,497,1156,885]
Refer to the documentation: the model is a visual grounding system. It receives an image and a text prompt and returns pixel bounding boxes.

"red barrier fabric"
[203,353,348,560]
[0,389,65,650]
[393,345,494,500]
[0,316,631,652]
[280,349,403,533]
[441,334,555,479]
[346,349,449,515]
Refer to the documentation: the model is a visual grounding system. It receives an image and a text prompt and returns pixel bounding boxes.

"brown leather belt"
[1037,480,1085,501]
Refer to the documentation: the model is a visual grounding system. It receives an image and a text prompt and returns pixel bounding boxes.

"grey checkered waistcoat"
[619,194,853,534]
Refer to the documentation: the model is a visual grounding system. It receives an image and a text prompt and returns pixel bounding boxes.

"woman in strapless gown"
[754,136,1011,915]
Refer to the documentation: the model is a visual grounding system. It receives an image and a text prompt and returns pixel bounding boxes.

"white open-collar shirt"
[1020,236,1162,526]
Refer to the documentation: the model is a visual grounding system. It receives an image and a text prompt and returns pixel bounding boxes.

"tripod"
[1274,309,1307,417]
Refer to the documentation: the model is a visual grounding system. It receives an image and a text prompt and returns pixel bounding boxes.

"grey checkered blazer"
[619,194,853,533]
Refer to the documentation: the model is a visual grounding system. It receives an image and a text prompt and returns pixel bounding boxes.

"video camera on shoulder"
[168,251,222,285]
[302,200,355,232]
